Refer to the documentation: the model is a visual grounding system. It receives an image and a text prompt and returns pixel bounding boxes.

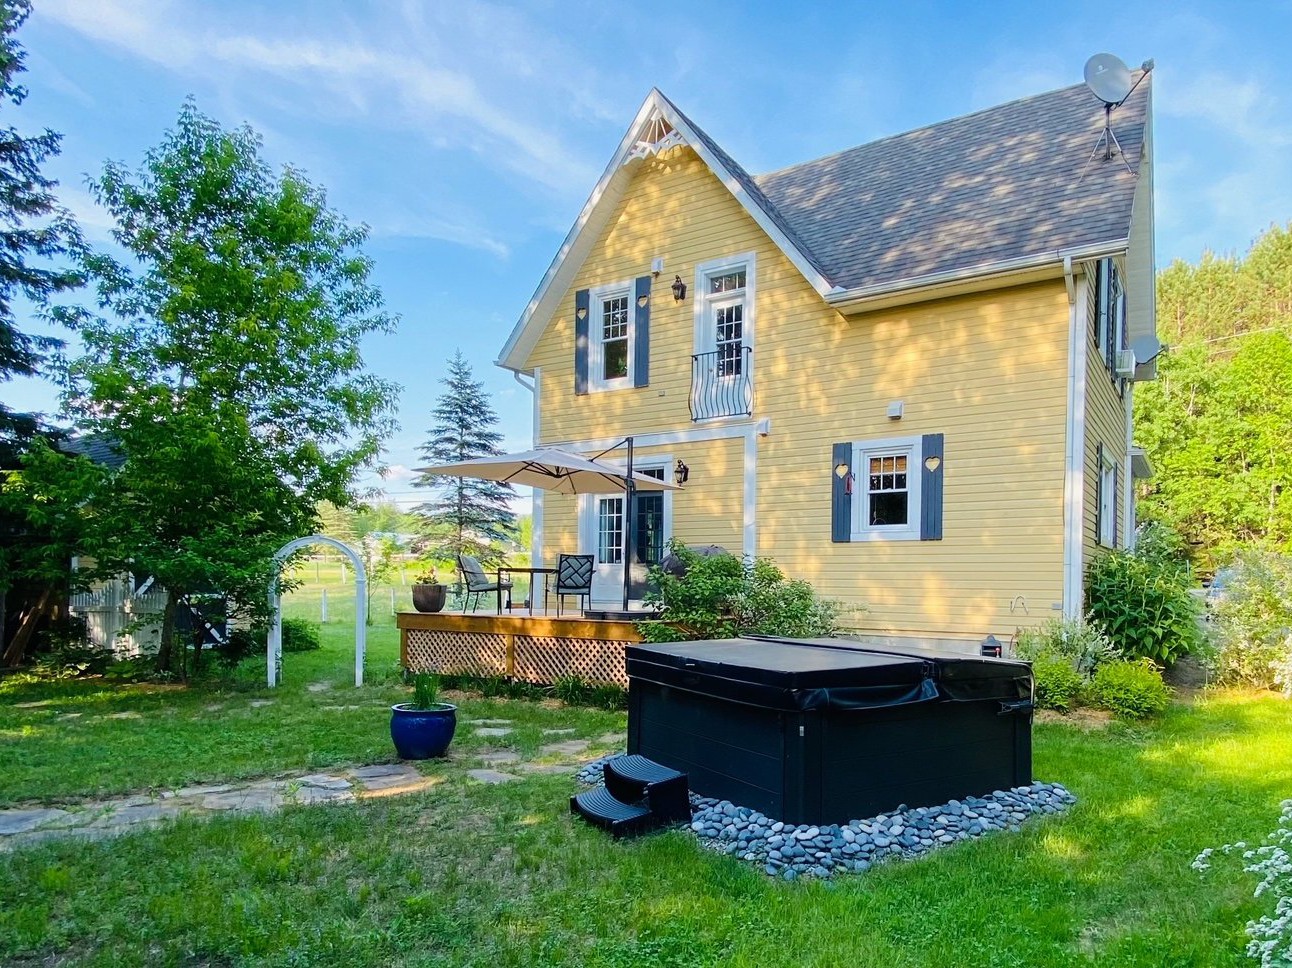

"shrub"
[410,673,440,709]
[1015,617,1116,676]
[1194,799,1292,968]
[1210,550,1292,693]
[1087,658,1171,718]
[1030,654,1085,711]
[1086,545,1204,664]
[31,617,112,678]
[640,541,844,643]
[280,618,322,653]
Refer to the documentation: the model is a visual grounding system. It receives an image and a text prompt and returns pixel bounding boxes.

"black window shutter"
[920,433,945,541]
[831,442,852,543]
[633,276,650,388]
[1106,262,1117,373]
[574,288,590,396]
[1095,441,1104,545]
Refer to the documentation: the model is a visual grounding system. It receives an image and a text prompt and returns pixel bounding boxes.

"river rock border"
[576,756,1076,880]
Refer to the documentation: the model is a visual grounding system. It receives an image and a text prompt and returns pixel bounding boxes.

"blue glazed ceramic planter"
[390,703,457,759]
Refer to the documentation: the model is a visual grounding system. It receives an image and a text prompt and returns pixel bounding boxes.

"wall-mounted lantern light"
[673,459,690,486]
[671,274,687,302]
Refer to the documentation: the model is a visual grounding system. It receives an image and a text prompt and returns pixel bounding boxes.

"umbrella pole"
[622,436,634,612]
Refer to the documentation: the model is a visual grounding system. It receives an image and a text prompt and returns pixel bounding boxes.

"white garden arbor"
[268,535,366,688]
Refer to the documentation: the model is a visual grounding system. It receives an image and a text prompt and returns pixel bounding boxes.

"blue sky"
[8,0,1292,512]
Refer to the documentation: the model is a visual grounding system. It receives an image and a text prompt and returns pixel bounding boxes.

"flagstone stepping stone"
[14,700,53,709]
[307,682,332,693]
[516,763,572,775]
[466,769,520,785]
[171,783,236,798]
[202,788,283,812]
[296,774,352,791]
[290,786,356,806]
[596,732,624,745]
[478,751,521,766]
[57,713,83,720]
[540,739,591,758]
[473,727,513,738]
[349,764,414,781]
[542,728,577,736]
[465,719,513,726]
[204,704,225,713]
[0,808,71,835]
[106,711,143,720]
[249,700,276,709]
[95,803,177,827]
[322,704,363,711]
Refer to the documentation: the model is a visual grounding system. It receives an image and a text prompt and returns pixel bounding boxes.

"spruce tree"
[413,351,515,568]
[0,0,80,453]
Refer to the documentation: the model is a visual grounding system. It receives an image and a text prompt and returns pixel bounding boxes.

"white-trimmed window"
[1098,454,1117,547]
[851,436,923,541]
[695,253,755,377]
[590,281,633,392]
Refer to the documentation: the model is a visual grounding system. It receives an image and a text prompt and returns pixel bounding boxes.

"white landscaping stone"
[466,769,520,785]
[474,727,513,738]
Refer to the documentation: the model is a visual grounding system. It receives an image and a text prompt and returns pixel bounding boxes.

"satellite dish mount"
[1078,53,1153,182]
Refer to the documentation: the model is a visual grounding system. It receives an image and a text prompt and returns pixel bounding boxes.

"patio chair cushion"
[556,554,594,595]
[458,554,512,592]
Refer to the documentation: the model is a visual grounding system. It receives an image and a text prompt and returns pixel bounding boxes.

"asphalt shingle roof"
[61,435,125,470]
[748,79,1150,292]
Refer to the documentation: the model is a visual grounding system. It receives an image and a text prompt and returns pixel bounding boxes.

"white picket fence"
[68,577,167,657]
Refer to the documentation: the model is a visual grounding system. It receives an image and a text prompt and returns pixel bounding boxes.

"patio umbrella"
[415,444,680,609]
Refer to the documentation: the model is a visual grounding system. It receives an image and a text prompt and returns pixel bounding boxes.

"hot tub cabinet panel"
[626,637,1033,826]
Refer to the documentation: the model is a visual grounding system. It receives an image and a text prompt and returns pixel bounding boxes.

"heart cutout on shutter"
[924,456,941,472]
[576,308,587,320]
[637,295,649,308]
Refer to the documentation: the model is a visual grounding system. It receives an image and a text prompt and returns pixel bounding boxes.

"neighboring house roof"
[498,77,1151,372]
[61,435,126,470]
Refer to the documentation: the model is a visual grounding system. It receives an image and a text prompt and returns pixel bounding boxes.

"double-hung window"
[691,253,755,420]
[1098,453,1117,547]
[851,436,923,541]
[590,282,633,391]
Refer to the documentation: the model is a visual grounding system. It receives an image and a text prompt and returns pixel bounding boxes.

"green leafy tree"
[1136,224,1292,565]
[57,102,398,675]
[412,350,514,568]
[0,0,83,659]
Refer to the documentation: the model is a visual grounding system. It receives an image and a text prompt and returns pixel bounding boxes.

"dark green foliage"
[553,674,628,710]
[639,542,841,643]
[1015,617,1116,677]
[412,351,515,568]
[280,618,321,654]
[1136,225,1292,566]
[1029,654,1085,711]
[214,618,320,669]
[29,617,111,678]
[55,101,398,674]
[0,0,81,449]
[1085,538,1204,664]
[1087,659,1172,718]
[1209,550,1292,691]
[410,673,440,709]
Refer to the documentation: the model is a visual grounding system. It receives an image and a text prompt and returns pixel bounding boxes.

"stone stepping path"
[1,728,628,851]
[0,763,434,852]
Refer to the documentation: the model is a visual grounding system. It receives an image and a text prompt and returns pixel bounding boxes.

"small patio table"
[498,566,558,615]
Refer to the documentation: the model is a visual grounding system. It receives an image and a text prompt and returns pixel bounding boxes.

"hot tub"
[625,636,1034,825]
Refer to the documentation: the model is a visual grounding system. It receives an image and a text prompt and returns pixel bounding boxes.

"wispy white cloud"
[36,0,601,198]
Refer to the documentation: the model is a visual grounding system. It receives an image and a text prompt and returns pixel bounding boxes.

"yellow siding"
[523,146,1072,641]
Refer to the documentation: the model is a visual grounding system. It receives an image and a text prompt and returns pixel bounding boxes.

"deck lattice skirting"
[399,613,644,687]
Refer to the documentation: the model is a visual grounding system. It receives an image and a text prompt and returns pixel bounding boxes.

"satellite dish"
[1131,334,1163,364]
[1084,53,1134,105]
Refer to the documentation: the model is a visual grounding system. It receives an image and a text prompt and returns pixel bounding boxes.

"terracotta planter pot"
[412,583,447,613]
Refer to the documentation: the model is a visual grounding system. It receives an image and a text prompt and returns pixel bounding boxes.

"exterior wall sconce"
[673,459,690,486]
[671,275,687,302]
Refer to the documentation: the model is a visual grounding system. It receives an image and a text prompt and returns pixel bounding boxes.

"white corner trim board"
[1062,275,1090,619]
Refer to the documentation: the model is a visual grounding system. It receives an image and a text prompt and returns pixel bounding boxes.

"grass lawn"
[1,592,1289,965]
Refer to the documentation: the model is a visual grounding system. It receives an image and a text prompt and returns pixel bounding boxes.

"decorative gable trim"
[496,89,834,374]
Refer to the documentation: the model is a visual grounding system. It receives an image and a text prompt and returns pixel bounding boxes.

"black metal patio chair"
[554,553,594,616]
[457,554,513,613]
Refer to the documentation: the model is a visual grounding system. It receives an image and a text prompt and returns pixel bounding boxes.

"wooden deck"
[397,610,645,687]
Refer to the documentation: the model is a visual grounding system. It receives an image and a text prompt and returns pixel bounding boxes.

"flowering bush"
[1194,799,1292,967]
[1210,551,1292,694]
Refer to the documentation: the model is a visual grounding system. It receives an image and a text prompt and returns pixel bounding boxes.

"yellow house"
[495,76,1156,648]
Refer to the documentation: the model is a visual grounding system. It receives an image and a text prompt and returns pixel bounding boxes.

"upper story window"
[1093,258,1126,378]
[690,254,755,421]
[590,282,633,391]
[851,435,923,541]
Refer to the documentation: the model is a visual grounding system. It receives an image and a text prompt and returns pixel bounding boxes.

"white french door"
[577,465,671,605]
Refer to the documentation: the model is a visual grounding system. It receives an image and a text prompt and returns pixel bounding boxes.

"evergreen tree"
[0,0,80,452]
[413,351,515,568]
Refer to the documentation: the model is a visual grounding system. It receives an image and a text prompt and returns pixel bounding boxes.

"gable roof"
[498,78,1151,372]
[756,79,1149,295]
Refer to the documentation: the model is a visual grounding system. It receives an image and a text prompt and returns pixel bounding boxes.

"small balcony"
[690,347,753,421]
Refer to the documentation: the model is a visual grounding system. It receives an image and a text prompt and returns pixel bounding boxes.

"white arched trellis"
[268,535,366,688]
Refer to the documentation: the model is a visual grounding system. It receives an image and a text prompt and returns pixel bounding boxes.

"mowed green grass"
[0,576,1288,966]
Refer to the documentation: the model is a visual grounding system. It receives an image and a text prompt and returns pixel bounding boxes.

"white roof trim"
[496,89,833,373]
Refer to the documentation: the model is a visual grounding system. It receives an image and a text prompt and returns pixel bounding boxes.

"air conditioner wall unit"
[1115,349,1136,377]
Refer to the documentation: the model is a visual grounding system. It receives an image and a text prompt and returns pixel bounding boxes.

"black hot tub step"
[570,786,654,838]
[604,755,691,823]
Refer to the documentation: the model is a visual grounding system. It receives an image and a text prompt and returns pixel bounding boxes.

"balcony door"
[578,465,670,605]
